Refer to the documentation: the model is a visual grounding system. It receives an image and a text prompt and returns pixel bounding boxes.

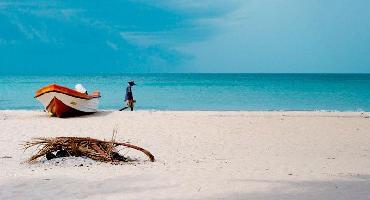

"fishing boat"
[35,84,101,118]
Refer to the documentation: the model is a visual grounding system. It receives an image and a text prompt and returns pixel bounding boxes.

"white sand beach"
[0,110,370,200]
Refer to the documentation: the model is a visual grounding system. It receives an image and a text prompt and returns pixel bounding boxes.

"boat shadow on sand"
[36,110,114,119]
[69,110,114,118]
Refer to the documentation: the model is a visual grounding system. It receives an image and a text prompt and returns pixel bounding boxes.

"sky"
[0,0,369,74]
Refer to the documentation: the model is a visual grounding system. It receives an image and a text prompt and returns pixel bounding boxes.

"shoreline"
[0,110,369,121]
[1,110,370,199]
[1,110,369,120]
[1,109,370,113]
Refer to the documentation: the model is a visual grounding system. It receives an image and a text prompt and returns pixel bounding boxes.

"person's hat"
[128,80,136,86]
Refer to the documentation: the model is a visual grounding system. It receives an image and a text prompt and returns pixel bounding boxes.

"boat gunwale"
[35,84,100,100]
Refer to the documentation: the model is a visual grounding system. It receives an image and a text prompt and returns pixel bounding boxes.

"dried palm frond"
[23,136,155,163]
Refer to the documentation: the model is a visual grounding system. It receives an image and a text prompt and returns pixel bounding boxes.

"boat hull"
[35,84,100,118]
[46,97,95,118]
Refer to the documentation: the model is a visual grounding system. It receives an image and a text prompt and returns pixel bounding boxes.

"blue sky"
[0,0,369,74]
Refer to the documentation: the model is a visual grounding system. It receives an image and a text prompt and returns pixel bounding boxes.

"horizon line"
[1,72,370,76]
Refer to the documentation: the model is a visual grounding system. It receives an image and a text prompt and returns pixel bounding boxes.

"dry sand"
[0,110,370,200]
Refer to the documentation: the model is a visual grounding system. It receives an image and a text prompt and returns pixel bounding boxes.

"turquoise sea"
[0,74,369,111]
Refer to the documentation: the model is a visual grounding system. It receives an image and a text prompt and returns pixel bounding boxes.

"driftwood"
[23,136,155,163]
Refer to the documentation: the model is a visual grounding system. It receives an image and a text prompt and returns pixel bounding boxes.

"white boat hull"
[36,92,99,113]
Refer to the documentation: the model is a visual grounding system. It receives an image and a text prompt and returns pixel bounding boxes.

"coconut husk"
[23,136,155,163]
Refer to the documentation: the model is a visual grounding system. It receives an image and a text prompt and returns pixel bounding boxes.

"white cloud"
[61,8,82,18]
[5,13,60,45]
[0,1,52,10]
[14,22,32,39]
[106,41,118,50]
[120,31,170,47]
[29,8,84,21]
[0,38,17,45]
[135,0,244,13]
[132,0,247,32]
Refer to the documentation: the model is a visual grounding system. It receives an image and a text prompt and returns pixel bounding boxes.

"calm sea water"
[0,74,369,111]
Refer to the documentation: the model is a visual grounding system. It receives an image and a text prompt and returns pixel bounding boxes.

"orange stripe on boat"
[35,84,100,99]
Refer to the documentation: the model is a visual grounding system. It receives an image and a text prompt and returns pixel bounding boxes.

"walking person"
[119,81,136,111]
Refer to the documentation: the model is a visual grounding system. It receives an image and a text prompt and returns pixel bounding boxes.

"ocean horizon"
[1,73,370,111]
